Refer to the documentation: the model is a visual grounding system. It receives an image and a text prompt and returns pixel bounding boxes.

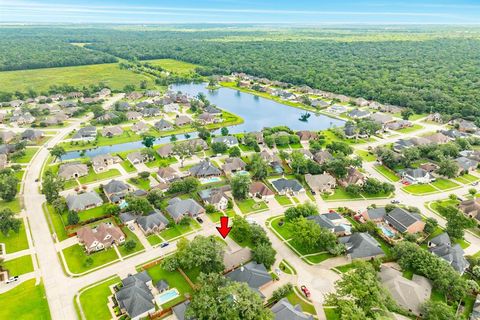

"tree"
[424,217,438,234]
[124,240,137,252]
[172,142,195,168]
[437,159,459,178]
[290,151,309,174]
[401,108,414,120]
[105,204,120,215]
[141,135,155,148]
[345,184,361,196]
[253,243,276,269]
[52,197,67,214]
[231,174,251,200]
[138,171,150,180]
[220,127,229,136]
[67,211,79,225]
[211,142,228,154]
[84,257,93,268]
[198,127,211,140]
[0,170,18,202]
[230,216,251,243]
[168,177,200,194]
[0,208,21,236]
[421,300,457,320]
[229,146,241,157]
[327,141,353,155]
[248,154,268,180]
[469,188,477,197]
[325,261,393,319]
[439,206,476,239]
[50,145,66,161]
[272,283,293,302]
[288,217,322,253]
[125,195,153,215]
[186,273,273,320]
[42,170,65,203]
[284,202,318,221]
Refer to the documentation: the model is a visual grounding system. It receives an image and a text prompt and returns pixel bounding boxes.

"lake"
[63,83,343,159]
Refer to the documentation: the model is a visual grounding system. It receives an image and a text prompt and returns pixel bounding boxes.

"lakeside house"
[92,154,121,173]
[66,191,104,212]
[189,160,222,178]
[58,162,89,180]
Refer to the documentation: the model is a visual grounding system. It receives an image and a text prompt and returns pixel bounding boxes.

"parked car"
[6,276,19,284]
[300,285,311,298]
[196,217,204,224]
[390,199,400,204]
[471,182,478,186]
[128,225,135,231]
[160,242,170,248]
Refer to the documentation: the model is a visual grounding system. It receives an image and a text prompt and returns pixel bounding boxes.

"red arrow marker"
[216,216,232,239]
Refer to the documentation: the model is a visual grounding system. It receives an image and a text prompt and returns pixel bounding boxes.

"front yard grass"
[128,177,151,191]
[0,198,22,213]
[374,165,400,182]
[304,252,333,264]
[403,183,437,195]
[0,279,51,320]
[206,211,224,223]
[455,174,479,184]
[0,220,29,253]
[118,226,145,257]
[78,276,120,320]
[270,216,293,240]
[286,288,317,315]
[3,254,34,276]
[12,147,39,163]
[78,168,120,185]
[354,149,376,162]
[147,234,163,246]
[159,219,200,241]
[235,198,268,214]
[335,263,357,273]
[120,160,137,173]
[430,179,459,190]
[62,244,119,275]
[396,123,423,133]
[274,195,293,206]
[145,264,194,309]
[321,187,362,201]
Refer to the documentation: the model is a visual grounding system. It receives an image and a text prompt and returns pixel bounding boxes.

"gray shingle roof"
[66,191,103,211]
[271,298,314,320]
[166,197,204,221]
[115,271,154,318]
[225,262,271,294]
[103,179,129,194]
[385,208,422,233]
[272,178,303,193]
[306,215,335,230]
[366,207,387,220]
[136,210,169,231]
[189,160,221,177]
[429,242,469,274]
[339,232,384,259]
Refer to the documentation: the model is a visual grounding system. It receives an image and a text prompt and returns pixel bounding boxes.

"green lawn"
[374,165,400,182]
[78,277,120,320]
[430,179,459,190]
[455,174,480,184]
[304,252,333,264]
[279,259,296,275]
[335,263,357,273]
[78,204,109,222]
[147,234,163,246]
[286,288,316,315]
[78,168,121,185]
[62,245,119,275]
[354,150,376,162]
[120,160,137,173]
[0,62,155,93]
[323,308,340,320]
[12,147,39,163]
[429,199,460,217]
[270,216,293,240]
[144,58,198,75]
[275,195,293,206]
[0,198,22,213]
[0,279,51,320]
[321,187,362,201]
[235,198,268,214]
[0,220,29,253]
[403,183,437,195]
[3,254,34,276]
[395,123,424,133]
[145,264,194,309]
[206,211,224,223]
[118,226,145,257]
[159,219,200,241]
[128,177,151,191]
[44,204,69,241]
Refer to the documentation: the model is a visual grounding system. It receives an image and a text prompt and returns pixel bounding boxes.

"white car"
[6,276,19,284]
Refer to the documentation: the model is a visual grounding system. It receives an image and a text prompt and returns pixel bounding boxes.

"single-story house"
[271,298,314,320]
[384,207,425,234]
[154,119,173,131]
[428,232,469,274]
[127,151,152,165]
[0,154,7,169]
[225,262,272,298]
[313,150,333,165]
[157,166,180,183]
[189,160,222,177]
[368,113,394,126]
[136,210,169,235]
[339,232,385,260]
[424,132,450,145]
[459,198,480,221]
[166,197,205,223]
[304,173,336,194]
[115,271,155,320]
[102,126,124,137]
[271,178,305,195]
[0,131,16,143]
[66,191,103,212]
[296,130,318,141]
[72,126,97,141]
[455,157,479,174]
[92,154,121,173]
[212,136,238,147]
[348,109,370,119]
[307,213,352,236]
[338,167,365,188]
[21,129,43,141]
[131,121,149,134]
[175,115,192,126]
[77,222,124,253]
[249,182,275,200]
[401,168,433,184]
[103,179,131,203]
[362,207,386,222]
[156,144,174,158]
[222,157,246,174]
[58,162,89,180]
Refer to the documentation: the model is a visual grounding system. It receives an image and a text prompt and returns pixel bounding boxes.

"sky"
[1,0,480,24]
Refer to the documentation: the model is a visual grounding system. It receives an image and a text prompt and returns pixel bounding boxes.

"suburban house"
[362,207,387,222]
[426,113,442,123]
[58,162,89,180]
[136,210,169,235]
[175,115,192,126]
[131,121,149,134]
[77,222,125,253]
[72,126,97,141]
[156,144,174,158]
[384,207,425,234]
[185,139,209,151]
[313,150,333,165]
[21,129,43,141]
[339,232,384,260]
[271,178,305,195]
[198,187,229,211]
[211,136,239,147]
[260,150,281,164]
[249,182,275,200]
[457,119,478,133]
[296,130,318,141]
[102,126,124,137]
[304,173,336,194]
[327,105,347,114]
[307,213,352,236]
[428,233,469,274]
[386,120,412,131]
[166,197,205,223]
[222,157,246,174]
[127,151,152,165]
[198,112,216,124]
[157,166,180,183]
[0,131,15,143]
[103,179,131,203]
[424,132,450,145]
[225,262,272,298]
[91,154,121,173]
[142,108,161,117]
[66,191,104,212]
[189,160,222,177]
[347,109,370,119]
[456,157,479,174]
[459,198,480,221]
[115,272,155,320]
[338,167,365,188]
[154,119,173,131]
[419,163,439,173]
[401,168,433,184]
[204,105,222,114]
[164,103,180,113]
[0,154,7,169]
[126,111,143,120]
[271,298,314,320]
[379,265,432,316]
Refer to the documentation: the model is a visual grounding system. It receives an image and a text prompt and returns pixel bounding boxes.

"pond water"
[63,83,343,160]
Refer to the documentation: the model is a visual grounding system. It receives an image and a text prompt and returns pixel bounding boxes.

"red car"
[300,285,311,298]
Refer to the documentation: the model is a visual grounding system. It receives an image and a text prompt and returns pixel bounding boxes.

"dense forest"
[1,26,480,116]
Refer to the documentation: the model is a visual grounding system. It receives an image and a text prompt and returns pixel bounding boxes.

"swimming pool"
[156,288,180,305]
[200,176,222,184]
[234,170,249,176]
[380,225,395,238]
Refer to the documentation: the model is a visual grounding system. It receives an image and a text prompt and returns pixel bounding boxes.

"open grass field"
[0,279,51,320]
[0,63,155,93]
[3,255,34,276]
[0,220,29,253]
[78,276,120,320]
[62,245,119,275]
[374,165,400,182]
[144,58,198,74]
